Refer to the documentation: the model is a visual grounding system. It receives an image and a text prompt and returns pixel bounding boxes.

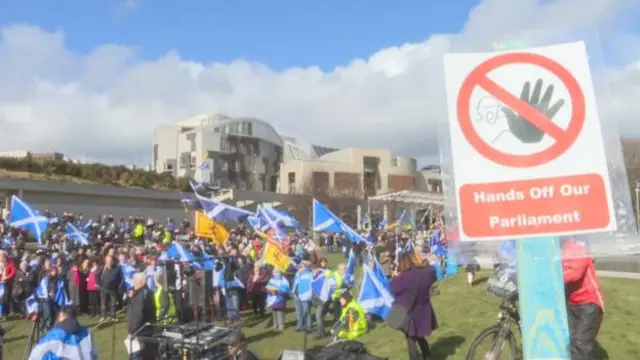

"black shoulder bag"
[386,277,420,331]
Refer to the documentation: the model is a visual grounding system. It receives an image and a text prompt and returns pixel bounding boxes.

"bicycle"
[466,273,521,360]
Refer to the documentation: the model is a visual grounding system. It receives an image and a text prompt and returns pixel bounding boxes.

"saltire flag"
[311,269,336,303]
[1,236,15,248]
[189,179,220,194]
[10,195,49,244]
[256,205,288,242]
[65,223,89,246]
[192,189,253,222]
[343,249,356,288]
[357,260,394,319]
[28,319,97,360]
[158,242,196,262]
[377,219,388,230]
[35,277,72,307]
[312,199,365,243]
[121,262,137,289]
[212,263,244,290]
[180,193,200,213]
[259,205,299,229]
[266,276,290,308]
[360,213,370,229]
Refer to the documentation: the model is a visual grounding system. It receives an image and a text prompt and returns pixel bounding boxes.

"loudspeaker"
[277,350,305,360]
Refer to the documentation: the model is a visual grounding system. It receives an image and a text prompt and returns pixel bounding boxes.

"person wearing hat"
[225,330,259,360]
[333,290,368,340]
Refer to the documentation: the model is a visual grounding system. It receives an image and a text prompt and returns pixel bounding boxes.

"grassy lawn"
[4,252,638,359]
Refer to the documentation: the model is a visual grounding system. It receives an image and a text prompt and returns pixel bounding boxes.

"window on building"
[220,160,228,170]
[164,163,173,171]
[390,157,398,167]
[247,122,253,136]
[214,127,221,133]
[288,172,296,184]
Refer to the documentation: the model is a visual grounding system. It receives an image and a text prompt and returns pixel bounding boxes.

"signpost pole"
[516,238,570,359]
[496,41,571,360]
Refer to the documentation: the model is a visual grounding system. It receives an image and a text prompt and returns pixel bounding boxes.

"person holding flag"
[28,307,97,360]
[265,268,289,332]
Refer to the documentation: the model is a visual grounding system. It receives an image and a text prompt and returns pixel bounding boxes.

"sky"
[0,0,640,166]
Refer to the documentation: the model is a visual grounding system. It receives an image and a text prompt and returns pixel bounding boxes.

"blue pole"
[516,237,571,359]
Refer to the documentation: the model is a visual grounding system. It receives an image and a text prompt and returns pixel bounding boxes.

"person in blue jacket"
[291,260,314,332]
[28,307,97,360]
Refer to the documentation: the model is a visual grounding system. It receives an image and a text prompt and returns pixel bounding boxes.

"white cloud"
[0,0,639,165]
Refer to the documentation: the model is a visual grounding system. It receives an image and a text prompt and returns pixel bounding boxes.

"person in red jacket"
[0,251,16,320]
[561,238,604,360]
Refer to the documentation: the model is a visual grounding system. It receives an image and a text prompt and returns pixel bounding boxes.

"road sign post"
[443,41,616,359]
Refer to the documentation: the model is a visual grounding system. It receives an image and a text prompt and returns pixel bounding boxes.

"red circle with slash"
[457,52,586,168]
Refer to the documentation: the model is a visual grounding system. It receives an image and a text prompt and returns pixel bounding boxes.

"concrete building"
[153,113,283,192]
[279,145,420,197]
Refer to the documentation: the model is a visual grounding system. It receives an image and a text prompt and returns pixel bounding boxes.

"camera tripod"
[22,304,49,360]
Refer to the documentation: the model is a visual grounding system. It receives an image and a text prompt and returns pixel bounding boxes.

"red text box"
[459,174,610,238]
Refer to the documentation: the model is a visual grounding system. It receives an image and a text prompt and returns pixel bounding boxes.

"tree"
[0,155,190,190]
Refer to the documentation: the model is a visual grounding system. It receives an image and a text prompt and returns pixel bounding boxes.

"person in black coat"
[99,255,122,320]
[127,272,156,360]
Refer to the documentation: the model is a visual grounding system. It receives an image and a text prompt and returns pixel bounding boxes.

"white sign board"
[443,41,616,240]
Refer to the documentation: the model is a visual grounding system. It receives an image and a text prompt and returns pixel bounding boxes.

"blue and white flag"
[35,277,72,307]
[247,215,262,232]
[65,223,89,246]
[212,263,244,290]
[312,199,364,243]
[158,242,195,262]
[25,294,38,314]
[357,262,394,320]
[377,219,388,230]
[1,236,14,248]
[10,195,49,244]
[311,270,336,303]
[120,263,137,289]
[256,205,288,241]
[259,206,299,229]
[360,213,370,228]
[343,249,356,288]
[28,323,97,360]
[266,276,290,308]
[193,191,252,222]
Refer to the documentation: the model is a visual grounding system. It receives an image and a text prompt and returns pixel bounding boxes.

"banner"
[194,211,229,245]
[262,240,291,271]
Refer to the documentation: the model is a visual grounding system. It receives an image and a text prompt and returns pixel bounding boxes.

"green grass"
[4,253,639,359]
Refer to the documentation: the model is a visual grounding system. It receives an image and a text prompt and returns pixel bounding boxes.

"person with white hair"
[126,272,156,360]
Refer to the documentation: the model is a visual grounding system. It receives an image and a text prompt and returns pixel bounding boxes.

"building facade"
[279,146,420,197]
[153,113,283,191]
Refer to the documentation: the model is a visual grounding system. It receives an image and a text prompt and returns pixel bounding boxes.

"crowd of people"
[0,201,608,360]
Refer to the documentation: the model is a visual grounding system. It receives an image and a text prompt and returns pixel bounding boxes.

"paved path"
[596,271,640,280]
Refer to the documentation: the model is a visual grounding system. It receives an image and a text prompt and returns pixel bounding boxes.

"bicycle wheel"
[466,324,517,360]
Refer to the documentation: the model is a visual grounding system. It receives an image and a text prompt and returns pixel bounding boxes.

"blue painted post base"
[516,237,571,360]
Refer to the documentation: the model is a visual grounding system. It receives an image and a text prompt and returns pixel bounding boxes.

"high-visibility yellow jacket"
[162,230,172,245]
[332,271,345,300]
[337,299,368,340]
[133,224,144,239]
[154,285,176,324]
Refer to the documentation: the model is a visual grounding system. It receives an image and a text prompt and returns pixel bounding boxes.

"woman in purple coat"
[390,256,439,360]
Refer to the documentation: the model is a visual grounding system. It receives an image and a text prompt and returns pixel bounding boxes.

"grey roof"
[0,178,181,200]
